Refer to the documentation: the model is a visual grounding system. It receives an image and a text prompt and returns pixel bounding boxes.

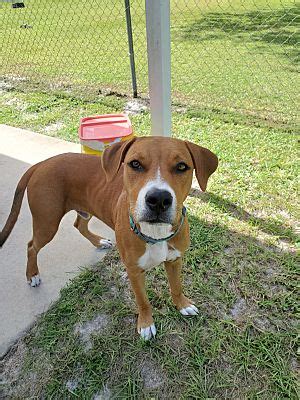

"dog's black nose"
[145,190,173,213]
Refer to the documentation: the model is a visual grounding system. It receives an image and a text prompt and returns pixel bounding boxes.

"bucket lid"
[79,114,132,141]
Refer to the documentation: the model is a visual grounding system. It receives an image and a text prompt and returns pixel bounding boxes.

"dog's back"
[0,153,112,247]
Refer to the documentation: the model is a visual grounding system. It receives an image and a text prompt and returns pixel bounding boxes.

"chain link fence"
[0,0,299,125]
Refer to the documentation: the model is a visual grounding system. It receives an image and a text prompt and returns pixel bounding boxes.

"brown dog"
[0,136,218,340]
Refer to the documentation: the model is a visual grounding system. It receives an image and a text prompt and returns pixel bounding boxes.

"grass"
[0,0,299,126]
[0,86,298,398]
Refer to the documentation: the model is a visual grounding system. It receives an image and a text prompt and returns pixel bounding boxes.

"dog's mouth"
[142,217,169,224]
[135,205,177,226]
[138,211,173,225]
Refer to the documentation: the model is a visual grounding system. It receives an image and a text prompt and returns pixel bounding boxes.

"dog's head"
[102,137,218,227]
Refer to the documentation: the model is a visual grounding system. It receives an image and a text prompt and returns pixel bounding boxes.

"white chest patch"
[137,223,181,270]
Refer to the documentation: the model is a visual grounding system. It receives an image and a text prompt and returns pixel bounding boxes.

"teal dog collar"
[129,206,187,245]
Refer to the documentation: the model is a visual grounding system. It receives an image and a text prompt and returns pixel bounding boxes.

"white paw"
[180,304,199,316]
[28,274,41,287]
[139,323,157,341]
[97,239,113,250]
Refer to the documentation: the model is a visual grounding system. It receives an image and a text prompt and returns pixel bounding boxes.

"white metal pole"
[145,0,171,137]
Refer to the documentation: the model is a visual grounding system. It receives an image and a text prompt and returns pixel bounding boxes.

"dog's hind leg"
[74,212,113,249]
[26,213,62,287]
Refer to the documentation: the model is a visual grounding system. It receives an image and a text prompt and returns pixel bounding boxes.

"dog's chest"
[137,223,181,270]
[138,242,180,270]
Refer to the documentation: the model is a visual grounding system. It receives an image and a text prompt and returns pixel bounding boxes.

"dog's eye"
[129,160,143,170]
[176,162,189,172]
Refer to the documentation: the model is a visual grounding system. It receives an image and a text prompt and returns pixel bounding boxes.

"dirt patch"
[124,99,148,115]
[0,341,53,398]
[4,97,26,110]
[74,313,111,351]
[43,121,64,133]
[290,358,299,374]
[66,378,79,392]
[165,333,184,350]
[264,266,278,277]
[253,317,274,332]
[224,245,236,255]
[277,238,297,253]
[0,79,13,93]
[140,357,166,390]
[0,341,27,386]
[93,385,111,399]
[230,298,248,320]
[23,112,39,121]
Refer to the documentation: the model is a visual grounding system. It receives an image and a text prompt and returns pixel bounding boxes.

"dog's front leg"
[164,258,199,316]
[126,266,156,340]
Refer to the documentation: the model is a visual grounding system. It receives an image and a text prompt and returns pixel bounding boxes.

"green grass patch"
[0,88,298,398]
[0,0,299,125]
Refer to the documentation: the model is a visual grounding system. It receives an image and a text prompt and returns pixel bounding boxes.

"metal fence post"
[145,0,171,137]
[124,0,137,98]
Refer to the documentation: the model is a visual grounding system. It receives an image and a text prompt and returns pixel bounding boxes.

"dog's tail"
[0,162,41,248]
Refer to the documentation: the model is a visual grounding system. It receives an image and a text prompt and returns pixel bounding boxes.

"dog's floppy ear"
[185,141,218,191]
[102,138,136,181]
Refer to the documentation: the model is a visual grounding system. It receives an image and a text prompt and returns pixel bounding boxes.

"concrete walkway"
[0,125,115,357]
